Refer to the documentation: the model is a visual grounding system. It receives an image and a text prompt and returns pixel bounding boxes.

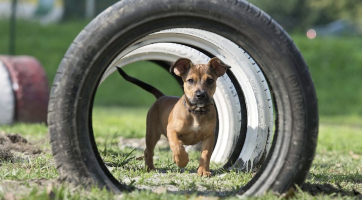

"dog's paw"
[173,152,189,168]
[146,165,156,172]
[197,167,211,177]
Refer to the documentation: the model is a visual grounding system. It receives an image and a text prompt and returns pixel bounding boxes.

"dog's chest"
[188,115,207,133]
[178,118,210,145]
[191,120,201,131]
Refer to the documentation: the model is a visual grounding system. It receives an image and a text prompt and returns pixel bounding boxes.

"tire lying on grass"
[48,0,318,196]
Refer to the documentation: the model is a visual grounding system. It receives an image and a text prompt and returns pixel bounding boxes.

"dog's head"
[170,57,231,107]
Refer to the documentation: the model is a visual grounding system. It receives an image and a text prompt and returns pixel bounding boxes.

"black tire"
[48,0,318,196]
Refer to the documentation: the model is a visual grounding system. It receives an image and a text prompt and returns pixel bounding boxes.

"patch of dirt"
[6,133,28,143]
[0,145,13,161]
[0,133,42,162]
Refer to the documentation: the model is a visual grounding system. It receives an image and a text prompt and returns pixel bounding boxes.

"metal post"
[85,0,95,19]
[9,0,17,55]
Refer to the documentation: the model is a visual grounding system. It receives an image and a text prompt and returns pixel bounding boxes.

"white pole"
[85,0,95,19]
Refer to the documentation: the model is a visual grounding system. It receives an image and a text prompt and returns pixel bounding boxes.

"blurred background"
[0,0,361,119]
[0,2,361,198]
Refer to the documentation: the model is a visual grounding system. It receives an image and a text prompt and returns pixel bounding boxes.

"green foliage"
[62,0,120,21]
[0,20,89,83]
[309,0,362,28]
[249,0,362,32]
[60,0,362,32]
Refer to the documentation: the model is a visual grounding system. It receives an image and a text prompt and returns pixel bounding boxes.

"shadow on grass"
[301,182,361,197]
[166,189,239,198]
[303,171,362,197]
[140,181,362,198]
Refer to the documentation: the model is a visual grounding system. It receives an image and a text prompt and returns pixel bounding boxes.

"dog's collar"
[183,99,211,115]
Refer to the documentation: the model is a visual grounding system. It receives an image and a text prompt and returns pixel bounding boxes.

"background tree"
[62,0,118,21]
[249,0,362,33]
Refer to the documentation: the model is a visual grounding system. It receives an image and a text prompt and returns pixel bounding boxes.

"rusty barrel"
[0,55,49,124]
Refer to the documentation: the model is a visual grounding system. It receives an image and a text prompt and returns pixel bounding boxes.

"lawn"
[0,20,362,199]
[0,108,361,199]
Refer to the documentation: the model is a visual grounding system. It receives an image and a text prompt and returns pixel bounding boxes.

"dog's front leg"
[198,134,215,177]
[167,129,189,168]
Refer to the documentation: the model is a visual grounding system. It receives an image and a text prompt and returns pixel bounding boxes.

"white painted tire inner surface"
[0,60,15,125]
[100,29,274,170]
[101,43,241,164]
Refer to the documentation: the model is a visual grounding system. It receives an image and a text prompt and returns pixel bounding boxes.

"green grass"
[92,106,148,138]
[293,35,362,116]
[0,154,57,180]
[1,107,362,199]
[0,123,47,140]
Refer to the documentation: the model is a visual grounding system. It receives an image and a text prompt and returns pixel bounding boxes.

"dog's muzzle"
[190,91,213,106]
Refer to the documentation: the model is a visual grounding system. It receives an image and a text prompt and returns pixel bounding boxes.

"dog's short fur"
[117,57,230,176]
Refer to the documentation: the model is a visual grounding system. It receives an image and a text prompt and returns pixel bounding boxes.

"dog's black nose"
[196,91,206,100]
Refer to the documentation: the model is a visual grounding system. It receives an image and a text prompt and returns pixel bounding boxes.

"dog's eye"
[187,79,194,84]
[206,78,214,84]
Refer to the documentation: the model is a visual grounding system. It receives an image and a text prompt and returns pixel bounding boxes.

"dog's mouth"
[187,97,214,109]
[193,105,211,112]
[184,97,213,114]
[195,103,211,108]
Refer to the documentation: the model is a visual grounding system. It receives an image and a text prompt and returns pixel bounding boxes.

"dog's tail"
[116,67,164,99]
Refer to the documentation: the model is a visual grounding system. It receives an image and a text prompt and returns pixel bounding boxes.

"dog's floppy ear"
[208,57,231,77]
[170,58,192,76]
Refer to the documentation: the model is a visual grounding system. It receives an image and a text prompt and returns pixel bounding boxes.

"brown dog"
[117,57,230,176]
